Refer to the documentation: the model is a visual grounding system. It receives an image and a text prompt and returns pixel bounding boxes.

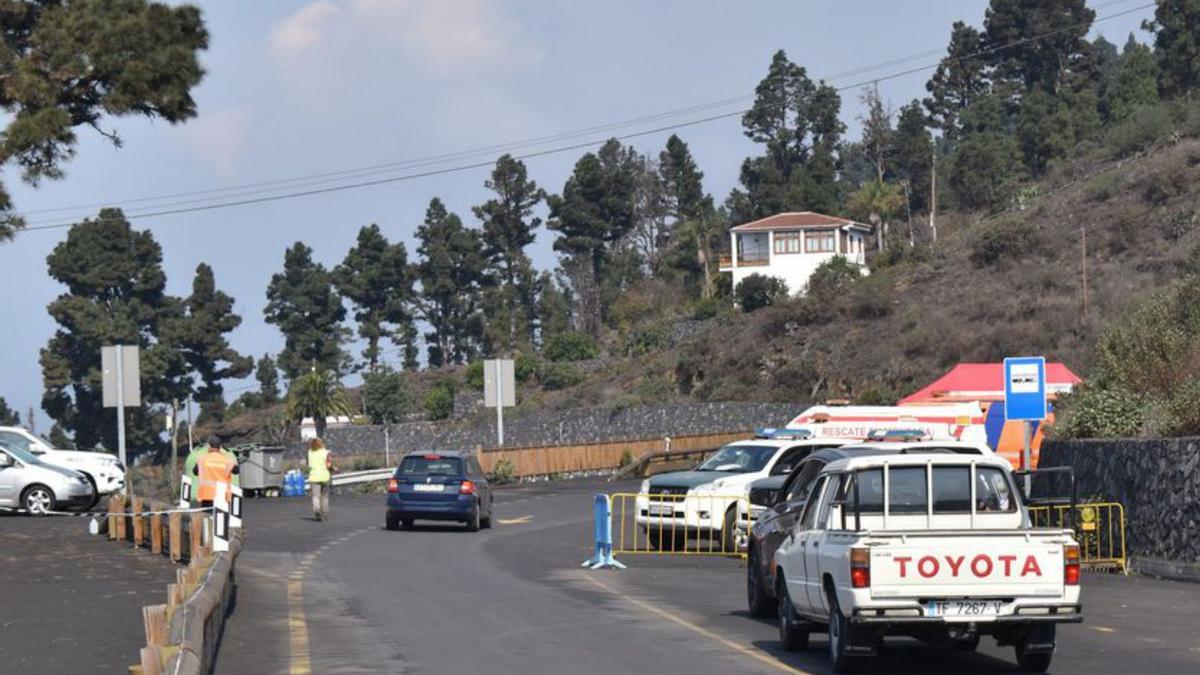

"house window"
[773,231,802,254]
[805,230,835,253]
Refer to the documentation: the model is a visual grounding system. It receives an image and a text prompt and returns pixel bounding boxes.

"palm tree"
[286,367,353,437]
[846,179,905,250]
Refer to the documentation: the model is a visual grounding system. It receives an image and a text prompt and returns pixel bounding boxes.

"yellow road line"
[579,573,811,675]
[498,515,533,525]
[287,576,312,675]
[1089,626,1117,633]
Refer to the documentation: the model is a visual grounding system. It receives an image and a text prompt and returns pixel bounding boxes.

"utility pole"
[930,145,938,243]
[170,398,180,498]
[186,393,194,451]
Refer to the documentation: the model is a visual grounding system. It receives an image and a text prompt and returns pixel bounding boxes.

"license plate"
[647,504,675,516]
[926,600,1004,617]
[413,484,444,492]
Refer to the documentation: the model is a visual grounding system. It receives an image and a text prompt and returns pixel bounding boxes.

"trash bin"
[235,445,286,497]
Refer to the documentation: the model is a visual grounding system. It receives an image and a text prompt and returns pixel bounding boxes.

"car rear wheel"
[465,507,480,532]
[23,485,56,515]
[747,545,777,618]
[385,512,400,531]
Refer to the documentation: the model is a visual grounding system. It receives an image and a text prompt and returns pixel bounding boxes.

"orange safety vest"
[197,451,236,503]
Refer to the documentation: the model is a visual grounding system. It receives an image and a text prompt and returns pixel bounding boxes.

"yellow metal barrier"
[1028,501,1127,573]
[609,492,749,559]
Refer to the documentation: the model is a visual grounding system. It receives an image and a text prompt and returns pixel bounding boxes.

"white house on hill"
[719,211,872,295]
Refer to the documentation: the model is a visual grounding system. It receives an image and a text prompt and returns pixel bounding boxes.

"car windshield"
[0,439,41,465]
[696,445,776,473]
[399,456,464,476]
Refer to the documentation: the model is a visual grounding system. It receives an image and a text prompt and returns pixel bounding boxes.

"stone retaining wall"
[1039,437,1200,579]
[306,401,802,456]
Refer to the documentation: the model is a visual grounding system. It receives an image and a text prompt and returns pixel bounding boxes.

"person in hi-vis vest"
[191,434,239,508]
[306,438,335,521]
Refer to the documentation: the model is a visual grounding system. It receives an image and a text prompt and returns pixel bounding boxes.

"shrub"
[692,296,723,320]
[1052,385,1144,439]
[464,361,484,390]
[488,457,516,485]
[969,219,1035,267]
[1083,172,1121,202]
[543,331,598,362]
[539,362,584,390]
[623,325,667,357]
[1164,209,1199,241]
[848,274,893,319]
[735,274,789,312]
[869,241,932,271]
[619,448,635,468]
[807,256,862,299]
[423,384,454,421]
[515,353,538,382]
[1104,104,1172,158]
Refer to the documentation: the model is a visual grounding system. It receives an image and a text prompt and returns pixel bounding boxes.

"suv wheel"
[23,485,56,515]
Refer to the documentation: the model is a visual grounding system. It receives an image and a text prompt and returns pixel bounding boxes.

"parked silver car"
[0,441,95,514]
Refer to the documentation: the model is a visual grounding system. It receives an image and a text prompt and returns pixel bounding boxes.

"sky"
[0,0,1154,433]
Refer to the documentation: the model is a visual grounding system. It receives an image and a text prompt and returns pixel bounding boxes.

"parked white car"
[773,453,1080,673]
[0,442,95,513]
[636,434,853,550]
[0,427,125,501]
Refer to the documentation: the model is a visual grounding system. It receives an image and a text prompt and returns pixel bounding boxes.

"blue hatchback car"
[385,451,494,532]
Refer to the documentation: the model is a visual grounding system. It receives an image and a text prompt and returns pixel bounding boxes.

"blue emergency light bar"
[754,428,814,440]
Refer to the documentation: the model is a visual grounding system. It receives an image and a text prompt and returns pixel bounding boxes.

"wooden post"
[189,512,203,562]
[143,604,168,646]
[150,502,163,555]
[107,495,119,540]
[167,583,183,607]
[132,497,145,547]
[115,495,128,541]
[139,645,163,675]
[168,511,182,562]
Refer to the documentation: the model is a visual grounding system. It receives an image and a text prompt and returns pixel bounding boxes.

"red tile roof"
[730,211,869,232]
[898,363,1082,405]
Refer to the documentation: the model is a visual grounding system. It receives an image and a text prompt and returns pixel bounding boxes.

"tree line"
[4,0,1200,449]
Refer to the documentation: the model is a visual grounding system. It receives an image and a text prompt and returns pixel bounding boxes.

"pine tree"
[892,100,934,213]
[472,155,545,349]
[0,0,208,240]
[947,95,1024,210]
[165,264,252,424]
[0,397,20,426]
[658,135,720,298]
[1108,34,1161,122]
[1144,0,1200,98]
[983,0,1095,95]
[924,22,990,140]
[40,209,190,450]
[415,198,489,366]
[859,86,894,183]
[255,354,280,405]
[264,243,350,379]
[546,140,641,335]
[535,271,574,342]
[334,224,416,370]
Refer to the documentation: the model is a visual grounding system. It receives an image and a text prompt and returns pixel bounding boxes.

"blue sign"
[1004,357,1047,421]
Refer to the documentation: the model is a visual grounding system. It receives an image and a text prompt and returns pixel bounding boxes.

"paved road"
[0,512,178,673]
[218,480,1200,674]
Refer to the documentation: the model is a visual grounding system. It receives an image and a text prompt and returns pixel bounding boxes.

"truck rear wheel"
[827,590,860,673]
[777,580,809,651]
[1015,624,1055,672]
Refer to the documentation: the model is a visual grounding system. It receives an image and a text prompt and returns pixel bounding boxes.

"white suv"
[0,427,126,502]
[637,436,852,550]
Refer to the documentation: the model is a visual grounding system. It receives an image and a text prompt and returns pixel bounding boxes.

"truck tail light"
[387,479,399,493]
[850,547,871,588]
[1064,544,1080,585]
[460,480,477,495]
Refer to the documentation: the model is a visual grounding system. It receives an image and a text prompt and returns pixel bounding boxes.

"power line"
[14,1,1156,236]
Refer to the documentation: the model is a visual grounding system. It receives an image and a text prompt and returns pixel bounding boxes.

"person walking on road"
[306,438,335,521]
[192,434,239,509]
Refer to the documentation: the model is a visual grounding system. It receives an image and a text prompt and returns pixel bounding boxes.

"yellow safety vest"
[308,448,331,483]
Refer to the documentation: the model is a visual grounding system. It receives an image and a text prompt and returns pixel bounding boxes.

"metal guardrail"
[1029,501,1127,573]
[331,468,394,487]
[609,492,750,559]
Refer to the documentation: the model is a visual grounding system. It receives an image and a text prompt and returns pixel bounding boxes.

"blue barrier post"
[582,494,626,570]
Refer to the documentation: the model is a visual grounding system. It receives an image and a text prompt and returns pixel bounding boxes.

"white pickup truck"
[0,426,125,503]
[773,454,1080,673]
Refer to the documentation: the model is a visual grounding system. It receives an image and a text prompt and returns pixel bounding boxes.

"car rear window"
[399,456,463,476]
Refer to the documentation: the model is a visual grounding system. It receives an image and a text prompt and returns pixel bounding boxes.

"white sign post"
[102,345,141,493]
[483,359,515,447]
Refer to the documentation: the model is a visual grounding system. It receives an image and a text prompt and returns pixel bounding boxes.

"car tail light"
[1064,544,1080,585]
[387,479,399,493]
[424,454,442,460]
[850,546,870,588]
[460,480,476,495]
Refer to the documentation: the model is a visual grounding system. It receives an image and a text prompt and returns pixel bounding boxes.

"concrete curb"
[163,530,245,675]
[1130,556,1200,584]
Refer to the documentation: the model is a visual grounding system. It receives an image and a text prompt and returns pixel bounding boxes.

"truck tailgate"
[868,531,1067,599]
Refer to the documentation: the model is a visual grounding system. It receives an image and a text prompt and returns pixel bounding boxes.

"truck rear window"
[843,465,1017,515]
[399,456,463,476]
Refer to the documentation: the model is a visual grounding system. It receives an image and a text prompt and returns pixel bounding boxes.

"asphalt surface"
[217,479,1200,675]
[0,511,179,673]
